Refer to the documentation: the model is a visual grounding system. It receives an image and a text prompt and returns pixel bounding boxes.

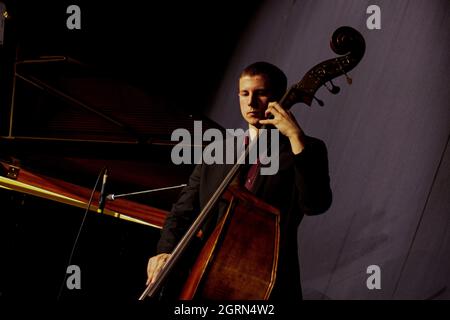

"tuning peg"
[325,80,340,94]
[313,96,324,106]
[344,72,352,85]
[338,63,353,85]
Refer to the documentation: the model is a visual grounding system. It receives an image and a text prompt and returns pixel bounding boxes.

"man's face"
[238,74,272,128]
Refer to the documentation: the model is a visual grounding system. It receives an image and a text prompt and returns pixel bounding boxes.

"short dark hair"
[240,61,287,101]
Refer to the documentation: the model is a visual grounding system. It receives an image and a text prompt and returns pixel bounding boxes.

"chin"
[250,121,263,129]
[246,118,260,126]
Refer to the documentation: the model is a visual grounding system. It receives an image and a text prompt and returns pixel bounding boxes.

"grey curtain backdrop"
[206,0,450,299]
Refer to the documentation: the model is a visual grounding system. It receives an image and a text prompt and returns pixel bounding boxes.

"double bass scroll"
[280,26,366,109]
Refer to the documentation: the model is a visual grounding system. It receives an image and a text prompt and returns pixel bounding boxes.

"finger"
[147,256,163,282]
[146,254,170,285]
[270,103,290,118]
[151,256,170,283]
[265,105,282,119]
[147,263,160,285]
[146,259,157,285]
[150,263,165,284]
[259,119,276,125]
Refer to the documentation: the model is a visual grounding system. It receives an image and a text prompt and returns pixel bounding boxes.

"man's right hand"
[146,253,171,286]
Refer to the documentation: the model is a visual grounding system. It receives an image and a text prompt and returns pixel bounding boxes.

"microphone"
[97,168,108,214]
[106,184,187,201]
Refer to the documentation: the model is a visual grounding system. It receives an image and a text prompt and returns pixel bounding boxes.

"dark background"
[10,0,263,114]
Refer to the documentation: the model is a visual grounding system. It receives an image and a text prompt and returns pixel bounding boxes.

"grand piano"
[0,55,223,300]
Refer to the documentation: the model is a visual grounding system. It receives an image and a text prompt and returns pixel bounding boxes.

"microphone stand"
[106,184,187,201]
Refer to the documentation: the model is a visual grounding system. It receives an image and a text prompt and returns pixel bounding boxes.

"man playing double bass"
[146,61,332,301]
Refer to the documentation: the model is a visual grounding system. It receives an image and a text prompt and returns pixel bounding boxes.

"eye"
[255,89,269,97]
[238,91,249,97]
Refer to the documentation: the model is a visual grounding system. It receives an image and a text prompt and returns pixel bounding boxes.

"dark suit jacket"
[157,134,332,301]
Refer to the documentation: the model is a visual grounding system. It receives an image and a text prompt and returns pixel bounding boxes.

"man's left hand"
[259,102,306,154]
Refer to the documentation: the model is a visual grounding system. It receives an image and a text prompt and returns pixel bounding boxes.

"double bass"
[140,26,366,300]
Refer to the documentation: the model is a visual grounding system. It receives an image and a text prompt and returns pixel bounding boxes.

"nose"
[248,93,259,108]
